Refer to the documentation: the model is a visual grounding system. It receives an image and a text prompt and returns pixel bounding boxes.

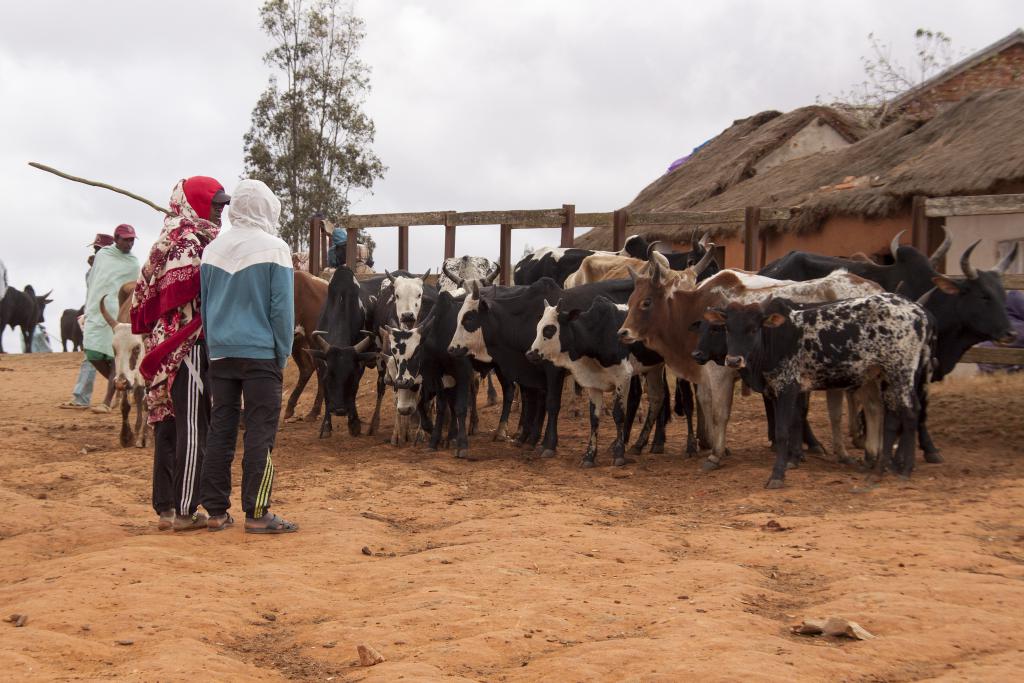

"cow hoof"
[701,459,720,472]
[838,455,857,466]
[348,424,361,437]
[614,457,627,467]
[455,449,469,459]
[765,479,785,489]
[650,443,665,455]
[923,451,944,464]
[629,445,643,455]
[580,459,596,469]
[805,444,824,456]
[852,436,866,449]
[786,460,800,470]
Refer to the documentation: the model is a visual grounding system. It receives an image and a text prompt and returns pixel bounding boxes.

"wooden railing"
[308,205,792,284]
[923,193,1024,367]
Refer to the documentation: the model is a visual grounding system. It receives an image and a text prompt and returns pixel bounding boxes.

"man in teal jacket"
[199,179,297,534]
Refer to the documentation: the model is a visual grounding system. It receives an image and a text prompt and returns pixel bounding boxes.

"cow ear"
[564,308,582,322]
[703,309,725,325]
[306,349,327,361]
[478,298,489,315]
[932,275,962,296]
[763,313,786,328]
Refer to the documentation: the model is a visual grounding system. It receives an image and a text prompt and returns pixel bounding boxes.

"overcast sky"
[1,0,1020,351]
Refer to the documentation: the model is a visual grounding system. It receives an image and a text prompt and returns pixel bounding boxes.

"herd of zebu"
[286,229,1018,488]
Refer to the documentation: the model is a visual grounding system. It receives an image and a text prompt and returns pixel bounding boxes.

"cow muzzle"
[525,349,543,363]
[395,378,417,390]
[724,355,746,369]
[448,345,468,358]
[618,328,637,344]
[397,405,416,416]
[691,350,709,365]
[400,313,416,326]
[998,330,1018,345]
[114,376,131,391]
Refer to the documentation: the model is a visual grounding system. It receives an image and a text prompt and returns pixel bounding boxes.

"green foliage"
[244,0,385,248]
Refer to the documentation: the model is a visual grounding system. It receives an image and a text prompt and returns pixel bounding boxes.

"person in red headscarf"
[131,176,230,531]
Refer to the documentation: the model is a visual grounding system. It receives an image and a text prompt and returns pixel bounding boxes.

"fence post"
[345,227,358,269]
[743,206,761,271]
[612,209,627,251]
[500,224,512,286]
[561,204,576,248]
[398,225,409,271]
[911,195,928,254]
[308,216,322,274]
[444,212,456,260]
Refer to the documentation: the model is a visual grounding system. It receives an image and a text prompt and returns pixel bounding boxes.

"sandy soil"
[1,352,1023,682]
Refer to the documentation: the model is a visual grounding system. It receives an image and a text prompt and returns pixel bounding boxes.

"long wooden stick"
[28,161,171,215]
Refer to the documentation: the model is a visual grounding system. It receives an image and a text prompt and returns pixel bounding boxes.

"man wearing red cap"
[132,176,230,531]
[83,224,141,411]
[59,234,115,409]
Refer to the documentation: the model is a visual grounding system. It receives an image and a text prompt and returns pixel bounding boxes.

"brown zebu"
[283,270,329,421]
[99,282,149,448]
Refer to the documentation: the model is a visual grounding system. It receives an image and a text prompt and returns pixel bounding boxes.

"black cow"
[762,231,1018,462]
[308,267,382,438]
[527,295,670,467]
[60,307,85,352]
[705,293,935,488]
[0,285,53,353]
[448,276,652,459]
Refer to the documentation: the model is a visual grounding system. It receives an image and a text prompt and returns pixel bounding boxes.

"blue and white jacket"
[200,179,294,368]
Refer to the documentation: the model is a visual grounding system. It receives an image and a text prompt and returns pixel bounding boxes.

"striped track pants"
[169,342,210,517]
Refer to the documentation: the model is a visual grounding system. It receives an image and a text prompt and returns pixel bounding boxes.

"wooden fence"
[307,205,791,285]
[307,194,1021,366]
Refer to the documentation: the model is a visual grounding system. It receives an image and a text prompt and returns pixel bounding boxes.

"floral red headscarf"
[131,177,222,423]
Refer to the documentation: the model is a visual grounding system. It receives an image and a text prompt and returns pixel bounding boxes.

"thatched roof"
[578,88,1024,249]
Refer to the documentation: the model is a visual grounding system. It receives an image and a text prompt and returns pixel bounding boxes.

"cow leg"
[623,375,641,446]
[429,393,449,451]
[494,374,515,441]
[581,389,602,468]
[675,378,697,457]
[513,386,530,443]
[523,389,544,448]
[119,389,133,448]
[859,383,884,469]
[898,405,919,478]
[319,412,333,438]
[133,386,146,448]
[454,366,472,459]
[612,386,628,467]
[798,393,823,456]
[367,371,386,436]
[486,370,498,407]
[652,379,670,454]
[347,394,362,437]
[537,368,565,458]
[701,366,736,471]
[848,391,866,449]
[766,389,799,488]
[917,392,942,463]
[630,367,665,455]
[763,395,777,446]
[826,389,853,464]
[467,372,480,437]
[695,388,713,451]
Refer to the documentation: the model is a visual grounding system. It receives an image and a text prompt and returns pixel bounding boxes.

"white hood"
[228,179,282,235]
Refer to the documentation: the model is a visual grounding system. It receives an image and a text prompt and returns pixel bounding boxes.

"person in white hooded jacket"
[199,179,297,534]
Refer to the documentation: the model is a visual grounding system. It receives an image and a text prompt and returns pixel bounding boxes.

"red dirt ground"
[1,352,1023,682]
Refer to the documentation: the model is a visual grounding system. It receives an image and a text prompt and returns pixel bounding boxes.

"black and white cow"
[438,255,499,293]
[705,293,935,488]
[527,295,669,467]
[0,284,52,354]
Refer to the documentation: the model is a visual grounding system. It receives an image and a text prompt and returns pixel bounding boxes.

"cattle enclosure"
[309,193,1024,368]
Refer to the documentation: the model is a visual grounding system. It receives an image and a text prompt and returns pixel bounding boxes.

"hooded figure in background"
[132,176,229,531]
[199,179,298,534]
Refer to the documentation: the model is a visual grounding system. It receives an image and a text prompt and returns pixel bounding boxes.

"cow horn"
[691,242,716,276]
[928,225,952,267]
[98,295,118,329]
[626,265,640,283]
[442,262,464,287]
[647,240,663,258]
[652,250,671,270]
[698,232,711,249]
[890,230,907,260]
[995,241,1020,274]
[40,289,53,301]
[354,335,372,353]
[894,281,908,298]
[690,227,698,247]
[385,269,397,284]
[960,240,981,280]
[422,268,432,279]
[484,264,501,285]
[311,330,330,351]
[916,287,937,307]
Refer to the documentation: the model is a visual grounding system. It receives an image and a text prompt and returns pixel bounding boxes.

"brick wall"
[902,43,1024,118]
